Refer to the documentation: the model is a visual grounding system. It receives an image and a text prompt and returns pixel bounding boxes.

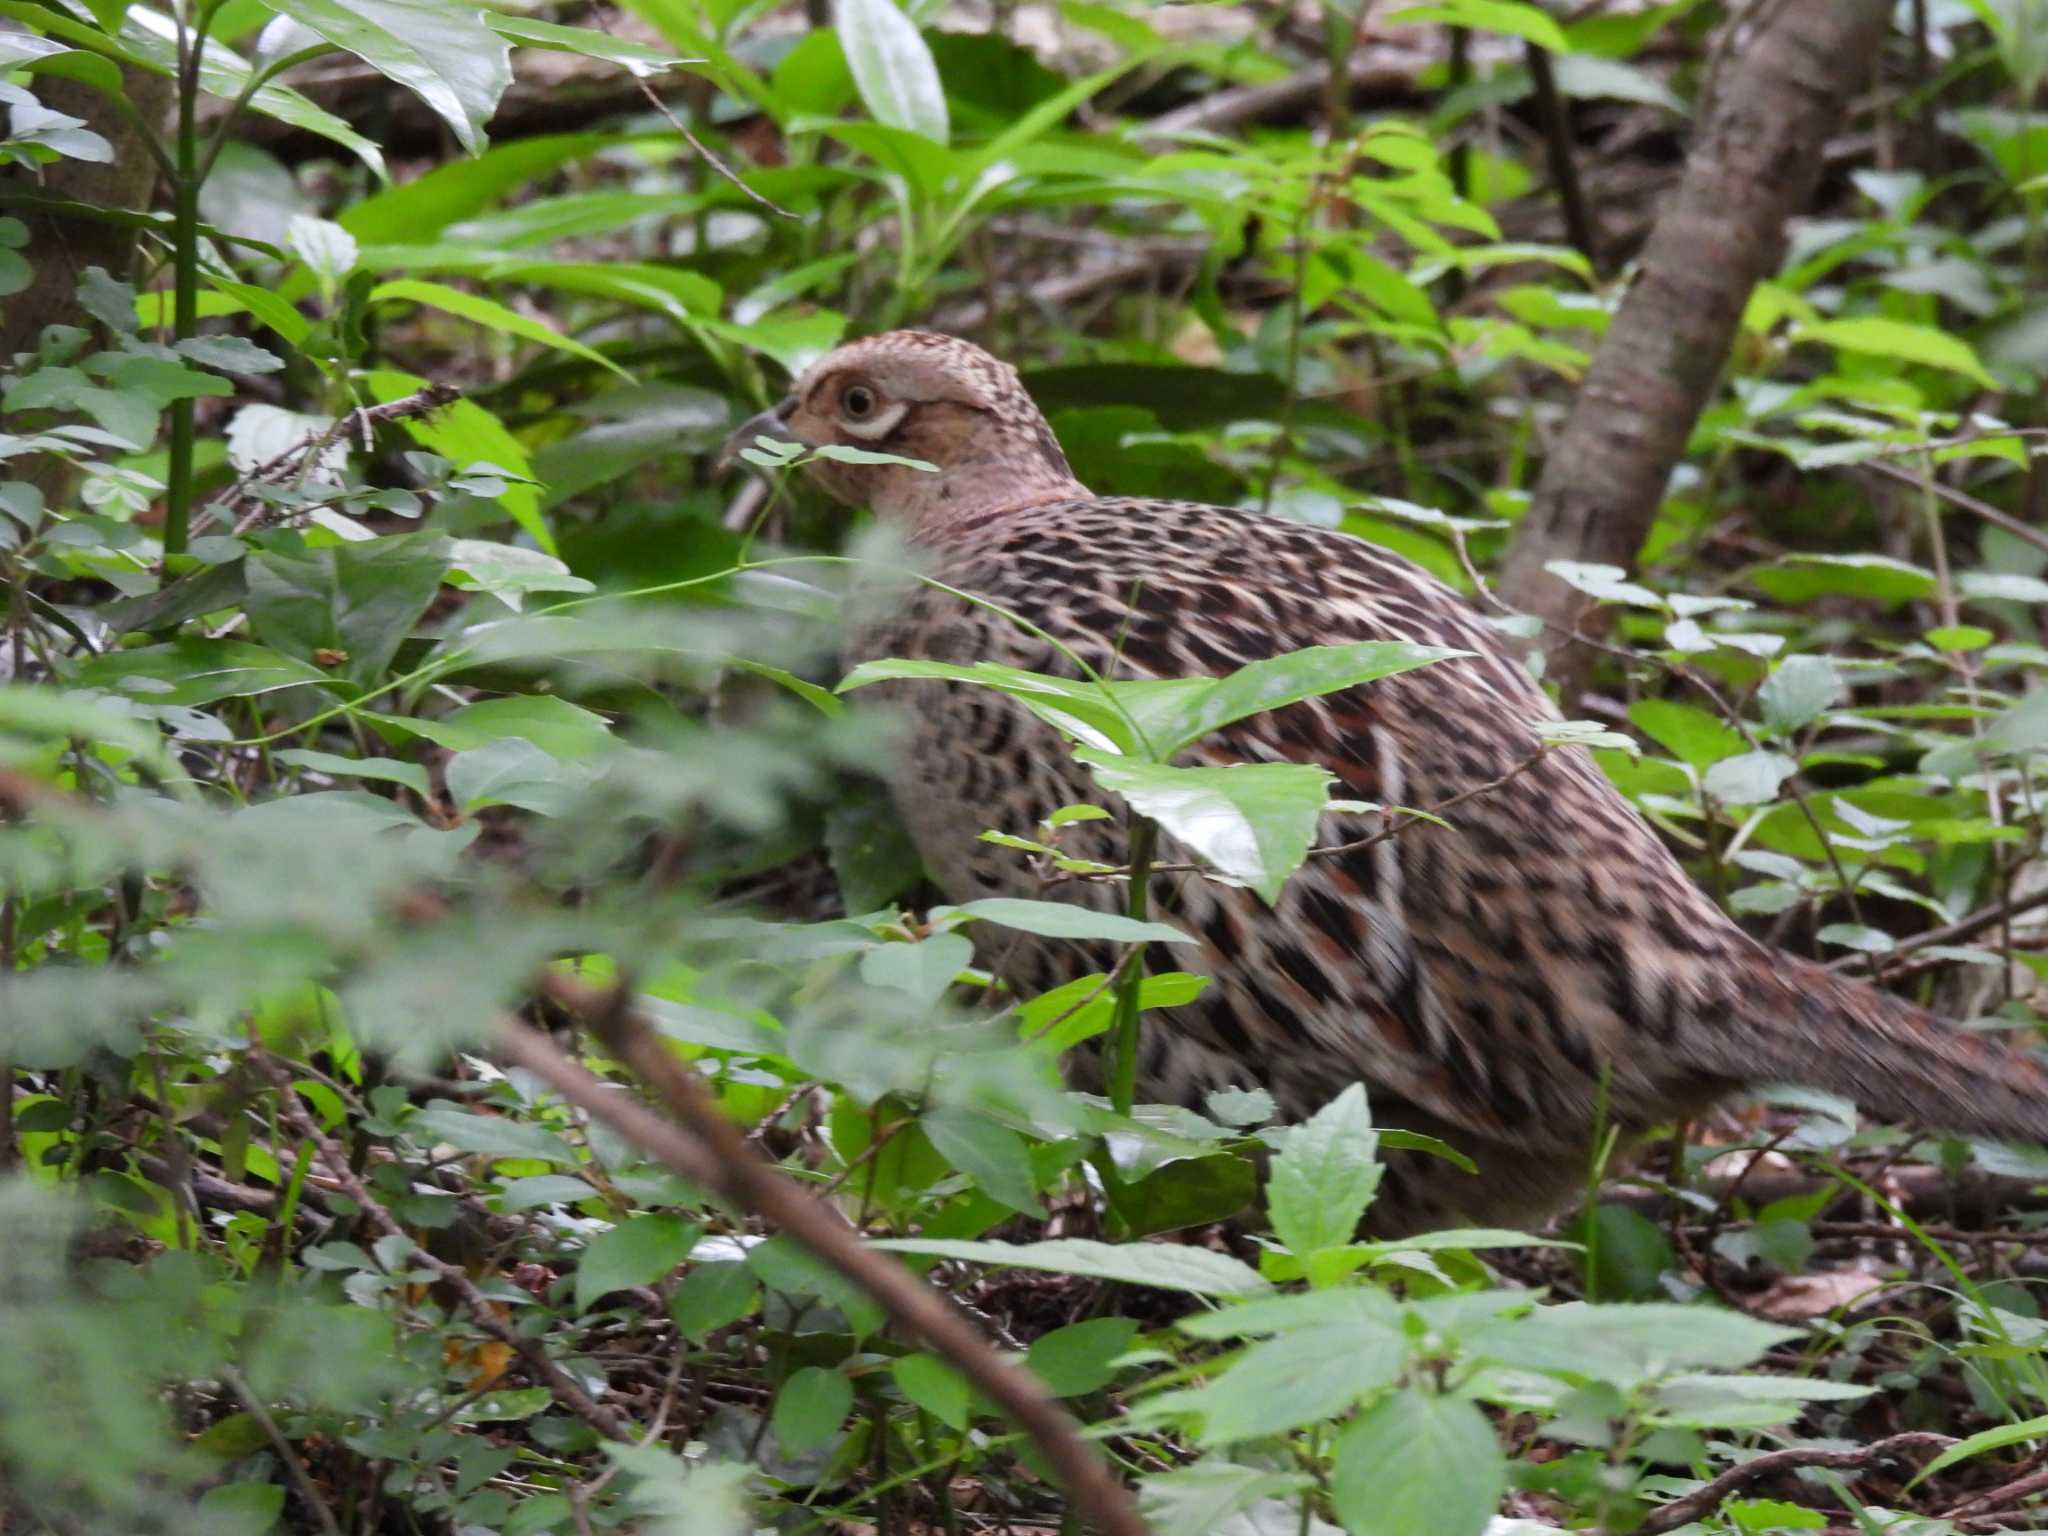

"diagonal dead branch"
[497,975,1151,1536]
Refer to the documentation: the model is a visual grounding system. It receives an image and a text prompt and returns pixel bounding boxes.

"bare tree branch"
[1635,1431,1954,1536]
[496,977,1152,1536]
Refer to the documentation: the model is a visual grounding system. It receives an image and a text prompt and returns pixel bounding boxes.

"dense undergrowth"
[3,0,2048,1531]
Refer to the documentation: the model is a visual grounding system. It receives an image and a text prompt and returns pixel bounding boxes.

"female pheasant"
[733,329,2048,1235]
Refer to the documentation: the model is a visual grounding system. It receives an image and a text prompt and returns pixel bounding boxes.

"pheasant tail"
[1695,956,2048,1147]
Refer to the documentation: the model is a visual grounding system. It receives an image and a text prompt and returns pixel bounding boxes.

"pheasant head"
[729,331,1088,539]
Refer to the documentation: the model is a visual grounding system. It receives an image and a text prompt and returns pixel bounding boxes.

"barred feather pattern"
[778,331,2048,1237]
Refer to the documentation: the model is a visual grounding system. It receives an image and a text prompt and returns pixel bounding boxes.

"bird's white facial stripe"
[842,401,909,440]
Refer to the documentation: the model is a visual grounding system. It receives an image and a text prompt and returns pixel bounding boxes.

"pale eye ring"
[842,384,877,420]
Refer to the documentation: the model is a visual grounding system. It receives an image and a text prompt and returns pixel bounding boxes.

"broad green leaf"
[1076,749,1335,904]
[772,1365,852,1456]
[1137,1463,1314,1533]
[446,737,593,817]
[408,1103,578,1164]
[892,1353,971,1429]
[670,1262,759,1341]
[494,1174,596,1212]
[859,932,974,1012]
[1388,0,1567,50]
[76,638,334,706]
[868,1236,1270,1295]
[1331,1390,1503,1536]
[1801,317,1998,387]
[242,536,450,690]
[274,748,430,796]
[262,0,512,154]
[387,694,614,759]
[1757,655,1845,735]
[484,11,678,75]
[362,369,549,550]
[1267,1084,1382,1262]
[942,897,1191,945]
[1647,1372,1874,1429]
[1134,641,1466,758]
[920,1106,1041,1214]
[1150,1315,1408,1443]
[575,1214,700,1313]
[370,279,628,377]
[1626,698,1744,768]
[836,0,947,143]
[1023,1317,1139,1397]
[1485,1301,1798,1388]
[1702,750,1796,805]
[1750,553,1937,606]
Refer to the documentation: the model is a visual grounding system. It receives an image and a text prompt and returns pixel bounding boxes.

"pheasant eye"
[842,384,877,420]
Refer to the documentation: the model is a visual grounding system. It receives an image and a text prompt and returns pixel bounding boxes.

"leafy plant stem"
[1107,814,1159,1117]
[195,45,339,188]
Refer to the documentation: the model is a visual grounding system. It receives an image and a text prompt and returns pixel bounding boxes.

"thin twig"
[1940,1453,2048,1520]
[1635,1432,1955,1536]
[222,1365,347,1536]
[497,979,1150,1536]
[1859,458,2048,560]
[593,5,794,220]
[1823,887,2048,972]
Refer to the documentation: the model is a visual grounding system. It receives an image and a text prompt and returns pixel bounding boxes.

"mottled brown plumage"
[751,329,2048,1235]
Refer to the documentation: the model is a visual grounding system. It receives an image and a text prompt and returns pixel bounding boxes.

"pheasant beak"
[717,395,800,474]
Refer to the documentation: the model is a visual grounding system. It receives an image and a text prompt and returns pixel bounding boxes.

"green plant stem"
[1108,814,1158,1117]
[162,6,204,559]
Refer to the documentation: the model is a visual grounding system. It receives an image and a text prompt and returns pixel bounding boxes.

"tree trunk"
[1494,0,1891,709]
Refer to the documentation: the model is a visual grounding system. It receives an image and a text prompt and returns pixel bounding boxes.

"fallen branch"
[496,975,1150,1536]
[1823,887,2048,973]
[1635,1431,1955,1536]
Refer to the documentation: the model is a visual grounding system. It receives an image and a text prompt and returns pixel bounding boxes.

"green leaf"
[408,1103,578,1165]
[772,1365,852,1455]
[263,0,512,154]
[393,695,615,759]
[860,932,975,1012]
[196,1481,286,1536]
[1486,1301,1798,1388]
[1134,641,1466,758]
[1387,0,1567,49]
[76,638,334,706]
[921,1106,1041,1215]
[841,642,1460,763]
[576,1214,700,1313]
[494,1174,596,1212]
[370,279,628,377]
[1024,1317,1139,1397]
[1267,1084,1382,1262]
[1331,1390,1504,1536]
[447,737,592,817]
[1750,553,1937,606]
[892,1353,972,1429]
[242,536,450,689]
[670,1262,760,1341]
[1137,1463,1313,1533]
[1800,317,1998,388]
[274,747,430,796]
[942,897,1191,946]
[1702,750,1796,805]
[1076,750,1335,904]
[1757,655,1845,735]
[363,369,549,551]
[836,0,947,143]
[1152,1307,1408,1442]
[867,1237,1270,1295]
[1626,698,1744,769]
